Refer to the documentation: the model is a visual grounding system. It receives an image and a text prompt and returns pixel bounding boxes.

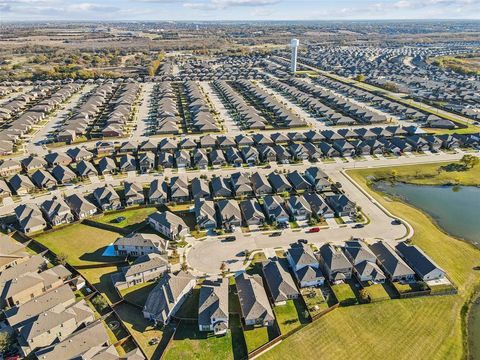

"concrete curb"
[340,169,414,241]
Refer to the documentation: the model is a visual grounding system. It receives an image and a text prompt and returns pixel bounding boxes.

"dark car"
[298,239,308,244]
[270,231,282,237]
[392,219,402,225]
[353,224,364,229]
[223,236,236,242]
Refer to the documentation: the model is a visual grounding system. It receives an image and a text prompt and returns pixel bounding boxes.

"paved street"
[131,82,154,140]
[23,85,95,156]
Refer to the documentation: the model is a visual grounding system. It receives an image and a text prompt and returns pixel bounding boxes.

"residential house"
[262,195,288,225]
[324,193,356,217]
[139,152,156,173]
[191,177,211,200]
[395,242,446,281]
[344,240,385,283]
[9,174,35,195]
[30,169,57,189]
[40,197,74,226]
[210,176,232,198]
[65,193,97,219]
[169,176,190,203]
[267,172,291,193]
[216,199,242,231]
[261,260,299,305]
[286,195,312,221]
[303,192,334,219]
[14,204,46,233]
[240,199,265,226]
[124,182,145,206]
[147,211,189,240]
[114,232,168,257]
[198,278,229,335]
[251,172,272,196]
[143,271,196,325]
[114,253,169,289]
[93,185,122,211]
[148,179,168,204]
[319,244,353,283]
[235,273,274,327]
[195,198,217,229]
[369,241,416,282]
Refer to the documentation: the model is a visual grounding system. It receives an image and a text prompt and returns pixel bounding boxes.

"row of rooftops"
[0,235,144,359]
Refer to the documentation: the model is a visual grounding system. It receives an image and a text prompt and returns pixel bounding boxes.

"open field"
[358,160,480,186]
[163,322,234,360]
[260,163,480,360]
[33,223,123,266]
[430,55,480,75]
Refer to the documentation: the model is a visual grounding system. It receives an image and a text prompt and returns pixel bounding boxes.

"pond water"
[372,182,480,247]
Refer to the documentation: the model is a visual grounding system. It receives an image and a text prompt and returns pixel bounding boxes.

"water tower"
[290,38,299,73]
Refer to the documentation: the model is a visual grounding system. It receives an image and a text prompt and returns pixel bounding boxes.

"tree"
[220,262,227,273]
[91,296,108,313]
[390,170,398,181]
[181,261,188,271]
[56,252,68,265]
[355,74,366,82]
[460,154,479,169]
[0,332,13,353]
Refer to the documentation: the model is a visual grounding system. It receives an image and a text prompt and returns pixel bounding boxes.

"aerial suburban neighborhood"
[0,7,479,360]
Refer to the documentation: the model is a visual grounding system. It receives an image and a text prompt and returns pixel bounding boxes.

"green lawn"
[120,281,157,308]
[301,287,329,317]
[273,299,310,334]
[363,283,391,302]
[175,287,200,319]
[163,321,234,360]
[393,281,428,295]
[331,283,358,306]
[243,325,276,353]
[95,207,158,231]
[34,223,123,266]
[358,161,480,187]
[115,303,174,359]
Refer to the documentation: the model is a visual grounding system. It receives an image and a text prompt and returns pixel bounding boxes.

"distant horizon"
[3,19,480,24]
[1,0,480,22]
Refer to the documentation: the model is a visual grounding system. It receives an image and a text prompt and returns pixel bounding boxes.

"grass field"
[360,160,480,186]
[260,163,480,360]
[273,299,310,334]
[95,207,158,231]
[115,303,174,359]
[163,322,234,360]
[34,223,123,266]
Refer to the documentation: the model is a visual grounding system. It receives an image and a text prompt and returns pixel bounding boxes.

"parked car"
[270,231,282,237]
[223,236,236,242]
[307,227,320,233]
[353,224,364,228]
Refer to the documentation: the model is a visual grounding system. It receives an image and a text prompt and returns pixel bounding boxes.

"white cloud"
[184,0,279,11]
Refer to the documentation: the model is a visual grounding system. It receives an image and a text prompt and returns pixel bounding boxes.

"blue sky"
[1,0,480,21]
